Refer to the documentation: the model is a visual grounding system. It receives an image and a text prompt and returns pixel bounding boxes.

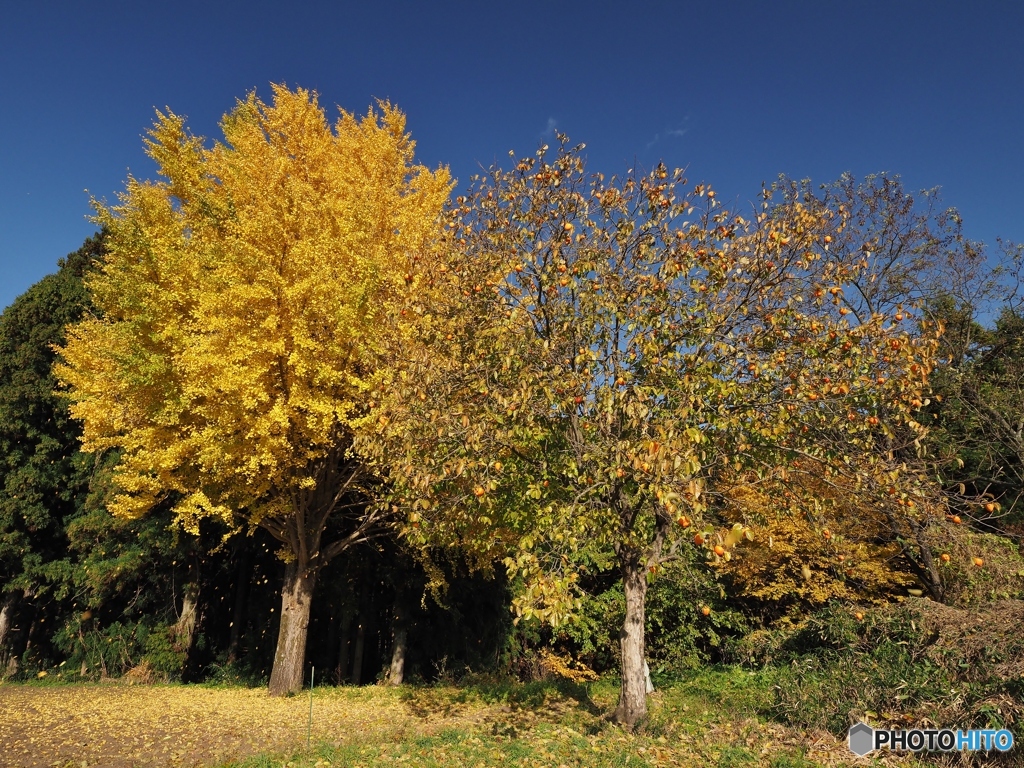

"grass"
[0,667,938,767]
[216,670,924,768]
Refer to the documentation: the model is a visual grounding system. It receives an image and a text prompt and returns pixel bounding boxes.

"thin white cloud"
[541,117,558,138]
[647,120,690,150]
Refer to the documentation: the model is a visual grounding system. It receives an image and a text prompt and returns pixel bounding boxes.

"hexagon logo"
[848,722,874,756]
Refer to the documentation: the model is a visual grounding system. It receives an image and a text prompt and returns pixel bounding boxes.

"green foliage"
[0,233,105,598]
[768,613,949,734]
[0,234,223,681]
[141,623,188,677]
[45,618,189,682]
[928,303,1024,529]
[556,555,748,677]
[760,600,1024,742]
[48,618,153,679]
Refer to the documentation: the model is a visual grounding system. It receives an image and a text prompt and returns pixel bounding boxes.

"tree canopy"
[3,88,1021,739]
[366,137,939,726]
[56,85,451,694]
[0,234,105,605]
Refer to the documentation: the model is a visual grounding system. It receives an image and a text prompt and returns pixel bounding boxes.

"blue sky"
[2,1,1022,311]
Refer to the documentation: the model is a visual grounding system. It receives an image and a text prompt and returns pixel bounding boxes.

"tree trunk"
[5,589,35,678]
[352,620,365,686]
[614,554,649,729]
[910,518,945,601]
[173,552,204,680]
[227,549,251,664]
[268,561,317,696]
[258,451,388,693]
[174,587,199,655]
[336,607,352,683]
[0,592,17,654]
[0,591,18,675]
[388,599,408,686]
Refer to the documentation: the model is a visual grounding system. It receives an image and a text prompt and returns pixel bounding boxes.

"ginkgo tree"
[56,85,451,695]
[365,136,938,727]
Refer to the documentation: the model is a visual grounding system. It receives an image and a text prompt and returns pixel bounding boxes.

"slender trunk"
[6,590,36,678]
[0,592,17,655]
[336,607,352,683]
[910,518,944,602]
[614,554,649,729]
[268,561,317,696]
[325,602,340,673]
[227,550,251,664]
[352,620,366,686]
[388,599,408,686]
[174,587,199,655]
[0,591,19,676]
[173,552,203,681]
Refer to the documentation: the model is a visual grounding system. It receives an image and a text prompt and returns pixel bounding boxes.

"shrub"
[930,530,1024,606]
[555,555,748,678]
[48,618,185,681]
[763,600,1024,743]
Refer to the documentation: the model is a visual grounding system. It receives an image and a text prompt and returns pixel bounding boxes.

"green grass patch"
[217,671,839,768]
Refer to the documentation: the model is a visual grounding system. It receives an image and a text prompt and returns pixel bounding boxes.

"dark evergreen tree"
[0,234,106,672]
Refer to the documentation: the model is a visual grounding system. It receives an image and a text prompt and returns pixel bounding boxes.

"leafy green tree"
[0,234,105,669]
[929,302,1024,528]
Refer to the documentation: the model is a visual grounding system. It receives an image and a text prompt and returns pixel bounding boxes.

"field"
[0,671,923,768]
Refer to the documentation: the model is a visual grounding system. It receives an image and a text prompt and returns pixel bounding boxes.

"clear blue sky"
[3,0,1022,311]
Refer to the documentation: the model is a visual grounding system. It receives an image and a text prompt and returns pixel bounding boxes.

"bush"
[931,530,1024,606]
[48,618,184,681]
[554,555,748,678]
[141,623,187,678]
[761,600,1024,744]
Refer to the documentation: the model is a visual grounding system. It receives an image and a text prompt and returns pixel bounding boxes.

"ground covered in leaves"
[0,671,925,768]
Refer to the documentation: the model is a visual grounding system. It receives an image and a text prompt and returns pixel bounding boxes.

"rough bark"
[910,518,945,602]
[258,450,389,693]
[173,552,205,681]
[352,620,366,686]
[0,592,17,654]
[388,599,408,686]
[174,587,199,655]
[0,591,18,675]
[336,607,353,683]
[227,548,251,664]
[614,552,649,729]
[268,561,317,696]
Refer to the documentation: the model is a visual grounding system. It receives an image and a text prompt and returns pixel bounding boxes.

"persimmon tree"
[365,137,937,727]
[56,85,450,695]
[772,174,1019,599]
